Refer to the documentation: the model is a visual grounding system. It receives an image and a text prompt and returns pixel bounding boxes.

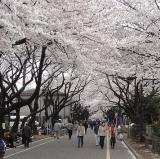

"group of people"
[93,121,117,149]
[0,120,123,159]
[73,120,123,149]
[64,120,121,149]
[0,123,32,159]
[53,120,88,143]
[53,120,88,148]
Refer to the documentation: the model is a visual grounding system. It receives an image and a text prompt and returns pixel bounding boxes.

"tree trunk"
[0,115,4,135]
[11,108,20,133]
[51,113,59,127]
[28,98,39,134]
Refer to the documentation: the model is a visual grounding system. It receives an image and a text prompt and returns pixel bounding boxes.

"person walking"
[109,123,116,149]
[116,125,123,141]
[8,131,16,148]
[0,133,6,159]
[73,121,79,133]
[54,120,61,139]
[94,121,100,146]
[22,123,32,148]
[66,121,73,140]
[89,120,94,130]
[98,122,107,149]
[83,121,88,134]
[77,122,85,148]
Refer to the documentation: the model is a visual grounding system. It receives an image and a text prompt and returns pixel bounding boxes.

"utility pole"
[140,77,144,142]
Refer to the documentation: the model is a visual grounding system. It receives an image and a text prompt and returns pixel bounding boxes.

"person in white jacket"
[54,121,61,139]
[98,122,107,149]
[77,122,85,148]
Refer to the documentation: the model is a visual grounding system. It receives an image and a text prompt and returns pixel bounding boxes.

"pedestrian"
[4,132,10,147]
[92,120,96,130]
[73,121,79,134]
[116,125,121,134]
[66,121,73,140]
[83,121,88,134]
[0,133,6,159]
[89,120,94,130]
[117,132,123,141]
[77,122,85,148]
[22,123,32,148]
[8,130,16,148]
[54,120,61,139]
[116,125,123,141]
[94,121,100,146]
[109,123,116,149]
[98,122,107,149]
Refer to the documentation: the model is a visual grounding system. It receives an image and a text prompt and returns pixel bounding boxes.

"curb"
[6,134,66,151]
[6,136,52,151]
[123,139,140,159]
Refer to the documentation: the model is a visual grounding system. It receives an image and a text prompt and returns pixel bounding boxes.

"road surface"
[4,129,136,159]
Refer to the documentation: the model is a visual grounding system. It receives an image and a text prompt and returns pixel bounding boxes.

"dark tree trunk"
[0,115,4,135]
[51,113,59,127]
[0,46,47,117]
[11,108,20,133]
[28,98,39,134]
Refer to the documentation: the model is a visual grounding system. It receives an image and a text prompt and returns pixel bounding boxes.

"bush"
[152,121,160,137]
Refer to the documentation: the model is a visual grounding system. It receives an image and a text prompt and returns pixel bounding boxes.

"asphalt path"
[4,129,136,159]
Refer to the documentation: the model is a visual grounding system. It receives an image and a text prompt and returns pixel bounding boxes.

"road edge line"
[106,131,110,159]
[4,138,55,158]
[6,136,52,151]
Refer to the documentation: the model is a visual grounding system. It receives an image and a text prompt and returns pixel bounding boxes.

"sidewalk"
[5,129,106,159]
[124,134,160,159]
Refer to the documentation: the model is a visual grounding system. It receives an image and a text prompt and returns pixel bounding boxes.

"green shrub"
[153,121,160,137]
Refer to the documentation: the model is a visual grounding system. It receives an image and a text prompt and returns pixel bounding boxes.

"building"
[19,89,72,126]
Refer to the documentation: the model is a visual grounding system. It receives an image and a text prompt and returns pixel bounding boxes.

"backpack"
[0,139,6,154]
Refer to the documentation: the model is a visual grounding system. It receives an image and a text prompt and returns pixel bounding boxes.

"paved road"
[4,129,136,159]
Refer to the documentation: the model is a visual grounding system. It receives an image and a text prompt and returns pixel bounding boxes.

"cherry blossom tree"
[1,0,160,124]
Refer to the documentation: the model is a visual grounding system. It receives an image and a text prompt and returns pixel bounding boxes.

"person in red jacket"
[109,123,116,149]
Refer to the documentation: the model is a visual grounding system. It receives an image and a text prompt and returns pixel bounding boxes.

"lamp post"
[139,78,144,142]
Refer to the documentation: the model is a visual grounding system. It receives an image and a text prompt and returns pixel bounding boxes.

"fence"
[128,124,160,154]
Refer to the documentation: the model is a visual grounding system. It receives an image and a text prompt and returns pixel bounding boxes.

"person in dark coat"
[0,133,6,159]
[8,131,16,148]
[83,121,88,134]
[22,123,32,148]
[94,121,100,146]
[66,122,73,140]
